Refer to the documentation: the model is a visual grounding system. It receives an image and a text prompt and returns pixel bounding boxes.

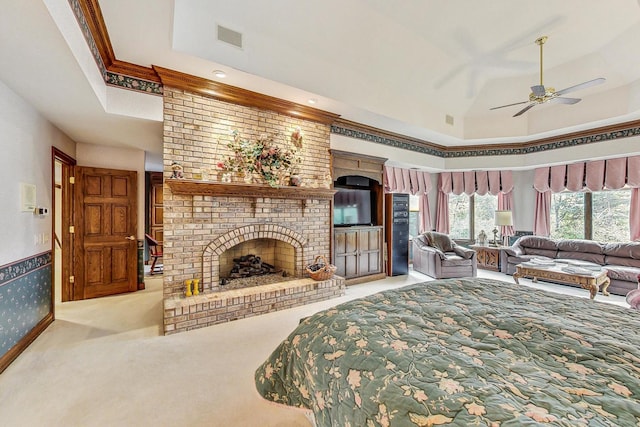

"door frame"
[52,148,76,304]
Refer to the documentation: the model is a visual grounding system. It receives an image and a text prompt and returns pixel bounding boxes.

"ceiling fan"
[490,36,605,117]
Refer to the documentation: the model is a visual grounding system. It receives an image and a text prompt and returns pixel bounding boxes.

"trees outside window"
[449,194,470,239]
[592,190,630,242]
[550,189,630,242]
[474,194,498,242]
[550,192,585,239]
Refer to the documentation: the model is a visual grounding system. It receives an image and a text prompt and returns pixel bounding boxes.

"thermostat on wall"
[20,183,36,212]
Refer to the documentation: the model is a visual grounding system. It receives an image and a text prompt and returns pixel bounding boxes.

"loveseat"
[500,235,640,296]
[413,231,477,279]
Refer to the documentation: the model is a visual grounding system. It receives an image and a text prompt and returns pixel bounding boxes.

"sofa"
[413,231,477,279]
[500,235,640,296]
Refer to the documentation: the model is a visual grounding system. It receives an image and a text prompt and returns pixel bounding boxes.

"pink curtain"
[535,156,640,192]
[534,191,552,237]
[585,160,605,191]
[419,195,432,233]
[566,163,585,191]
[605,157,627,190]
[384,166,433,234]
[631,188,640,241]
[628,156,640,187]
[384,166,432,195]
[436,174,450,233]
[452,172,465,195]
[534,167,550,192]
[498,192,516,239]
[550,165,567,193]
[475,171,489,195]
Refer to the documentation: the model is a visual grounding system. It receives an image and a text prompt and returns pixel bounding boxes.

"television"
[333,188,373,226]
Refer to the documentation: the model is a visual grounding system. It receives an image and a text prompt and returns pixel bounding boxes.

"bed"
[255,277,640,426]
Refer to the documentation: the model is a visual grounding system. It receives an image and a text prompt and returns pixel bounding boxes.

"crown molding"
[153,66,341,125]
[75,0,160,85]
[333,118,640,158]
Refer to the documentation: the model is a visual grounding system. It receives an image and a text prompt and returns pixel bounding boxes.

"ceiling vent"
[445,114,454,126]
[217,25,243,49]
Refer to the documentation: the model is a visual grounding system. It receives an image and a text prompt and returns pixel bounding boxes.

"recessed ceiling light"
[213,70,226,78]
[308,98,317,105]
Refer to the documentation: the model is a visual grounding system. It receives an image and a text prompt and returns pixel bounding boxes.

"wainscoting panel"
[0,252,52,370]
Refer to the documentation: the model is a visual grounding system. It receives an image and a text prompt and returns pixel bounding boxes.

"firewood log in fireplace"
[228,254,280,278]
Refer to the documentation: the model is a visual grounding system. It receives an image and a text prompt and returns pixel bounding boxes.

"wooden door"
[149,172,163,244]
[74,167,138,299]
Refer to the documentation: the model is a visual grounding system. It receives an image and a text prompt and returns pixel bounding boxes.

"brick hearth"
[163,277,345,334]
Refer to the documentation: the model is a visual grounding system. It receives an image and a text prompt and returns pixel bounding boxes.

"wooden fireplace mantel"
[166,179,337,200]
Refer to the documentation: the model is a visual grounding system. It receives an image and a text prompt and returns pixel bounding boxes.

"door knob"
[125,235,136,241]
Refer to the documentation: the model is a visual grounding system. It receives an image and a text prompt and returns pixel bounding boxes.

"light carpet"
[0,269,627,426]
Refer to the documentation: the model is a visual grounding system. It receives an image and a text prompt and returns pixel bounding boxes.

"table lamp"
[493,210,513,246]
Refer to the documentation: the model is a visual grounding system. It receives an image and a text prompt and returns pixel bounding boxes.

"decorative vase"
[185,279,193,297]
[289,175,302,187]
[193,279,200,295]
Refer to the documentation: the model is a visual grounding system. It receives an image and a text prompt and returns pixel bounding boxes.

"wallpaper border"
[0,252,52,288]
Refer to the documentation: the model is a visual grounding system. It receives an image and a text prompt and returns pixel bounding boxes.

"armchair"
[412,231,477,279]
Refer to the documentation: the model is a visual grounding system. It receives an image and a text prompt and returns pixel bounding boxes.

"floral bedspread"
[255,278,640,426]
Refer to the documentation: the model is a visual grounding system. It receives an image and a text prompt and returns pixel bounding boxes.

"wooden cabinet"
[470,245,504,271]
[334,226,383,280]
[331,150,387,284]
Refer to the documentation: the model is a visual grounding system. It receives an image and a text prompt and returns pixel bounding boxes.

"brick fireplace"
[160,86,345,334]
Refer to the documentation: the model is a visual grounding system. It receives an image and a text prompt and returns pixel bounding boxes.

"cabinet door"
[358,227,382,276]
[334,229,359,278]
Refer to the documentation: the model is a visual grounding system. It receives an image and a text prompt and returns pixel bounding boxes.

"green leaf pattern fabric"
[255,278,640,426]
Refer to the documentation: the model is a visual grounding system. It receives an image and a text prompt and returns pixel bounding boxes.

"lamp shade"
[494,210,513,226]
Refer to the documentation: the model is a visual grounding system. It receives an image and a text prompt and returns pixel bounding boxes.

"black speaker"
[345,176,370,187]
[385,193,409,276]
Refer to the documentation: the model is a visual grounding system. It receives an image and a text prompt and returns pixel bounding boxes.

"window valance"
[384,166,432,194]
[534,156,640,192]
[438,171,513,196]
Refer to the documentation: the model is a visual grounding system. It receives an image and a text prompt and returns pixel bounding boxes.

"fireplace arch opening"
[202,224,307,292]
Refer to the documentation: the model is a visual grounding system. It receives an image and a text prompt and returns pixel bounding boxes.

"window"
[448,193,498,241]
[408,195,420,239]
[550,189,631,241]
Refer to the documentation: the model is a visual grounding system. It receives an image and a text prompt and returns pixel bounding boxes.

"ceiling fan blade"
[513,103,537,117]
[489,100,529,110]
[531,85,546,96]
[551,97,581,105]
[555,77,605,96]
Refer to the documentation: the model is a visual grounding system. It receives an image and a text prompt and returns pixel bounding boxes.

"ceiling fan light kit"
[490,36,605,117]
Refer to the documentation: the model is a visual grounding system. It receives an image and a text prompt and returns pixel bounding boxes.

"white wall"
[511,170,536,232]
[76,143,146,239]
[0,79,76,266]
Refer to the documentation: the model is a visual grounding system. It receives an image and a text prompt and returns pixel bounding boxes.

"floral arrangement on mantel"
[217,128,303,187]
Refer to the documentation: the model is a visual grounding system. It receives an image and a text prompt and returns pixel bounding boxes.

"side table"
[470,245,506,272]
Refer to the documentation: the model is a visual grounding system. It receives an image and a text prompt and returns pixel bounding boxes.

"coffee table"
[513,262,610,300]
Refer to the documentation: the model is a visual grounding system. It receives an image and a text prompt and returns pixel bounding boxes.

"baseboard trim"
[0,313,54,374]
[345,273,387,286]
